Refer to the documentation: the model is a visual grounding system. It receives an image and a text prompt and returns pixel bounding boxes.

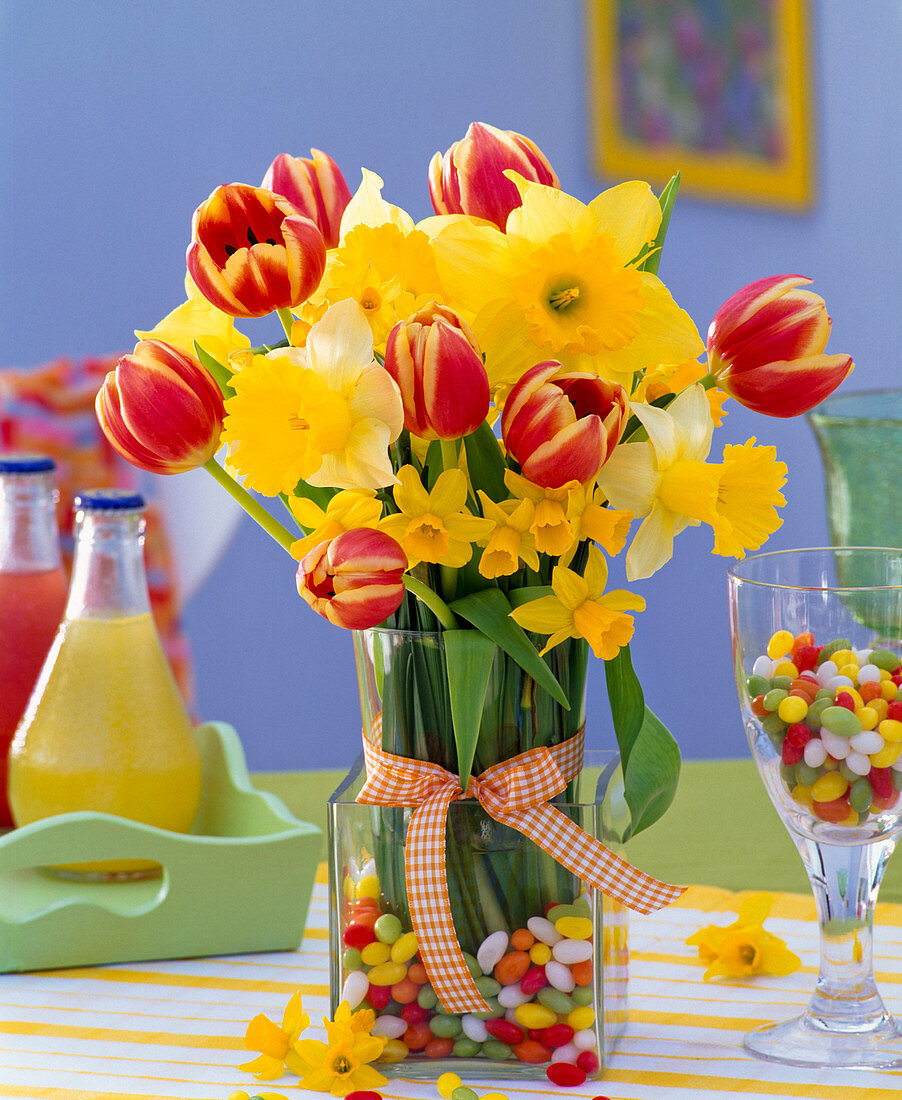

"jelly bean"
[871,649,901,672]
[747,674,770,697]
[472,996,502,1020]
[416,983,437,1009]
[570,959,594,987]
[820,728,851,760]
[356,875,381,899]
[816,659,838,682]
[343,923,377,949]
[767,630,794,659]
[481,1094,511,1100]
[476,975,501,1000]
[836,690,859,710]
[553,939,593,965]
[763,688,788,712]
[527,915,563,945]
[430,1014,462,1038]
[794,762,818,787]
[555,915,593,940]
[477,930,509,974]
[793,644,820,672]
[890,702,902,721]
[451,1037,480,1058]
[577,1049,600,1073]
[568,1005,596,1030]
[401,1001,430,1023]
[751,694,769,718]
[873,741,902,769]
[495,951,530,985]
[462,952,482,978]
[368,961,407,986]
[371,1014,409,1039]
[510,927,535,951]
[451,1087,478,1100]
[849,777,874,813]
[529,942,552,966]
[514,1039,552,1063]
[544,959,576,992]
[341,969,369,1009]
[520,965,547,996]
[403,1020,433,1051]
[812,795,852,823]
[514,1002,557,1030]
[778,696,808,723]
[773,660,799,679]
[346,1091,383,1100]
[378,1038,408,1063]
[374,913,402,944]
[424,1037,454,1059]
[803,737,828,768]
[572,1027,597,1051]
[407,961,427,984]
[546,1061,587,1086]
[390,977,419,1004]
[550,1042,579,1063]
[826,676,855,693]
[781,738,803,766]
[850,729,884,755]
[360,941,391,966]
[342,947,363,972]
[792,784,813,807]
[485,1018,525,1046]
[538,986,575,1013]
[482,1039,513,1060]
[367,982,391,1010]
[821,706,862,737]
[871,767,897,805]
[541,1023,575,1048]
[762,715,788,739]
[461,1014,489,1043]
[844,751,871,777]
[811,772,849,802]
[752,654,775,678]
[819,639,853,663]
[858,663,882,683]
[571,983,594,1004]
[880,718,902,743]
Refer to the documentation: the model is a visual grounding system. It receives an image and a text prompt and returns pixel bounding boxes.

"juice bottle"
[0,454,68,827]
[8,488,202,879]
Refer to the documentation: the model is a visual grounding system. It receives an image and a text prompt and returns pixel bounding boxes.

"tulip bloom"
[95,339,225,475]
[383,304,489,439]
[706,275,853,418]
[501,361,628,488]
[187,183,327,318]
[262,148,352,249]
[428,121,559,230]
[296,528,407,629]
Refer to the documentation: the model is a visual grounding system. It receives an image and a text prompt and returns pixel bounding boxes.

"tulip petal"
[709,274,811,335]
[521,415,604,488]
[722,354,854,418]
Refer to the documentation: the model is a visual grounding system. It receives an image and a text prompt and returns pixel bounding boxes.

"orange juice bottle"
[9,489,201,880]
[0,454,68,827]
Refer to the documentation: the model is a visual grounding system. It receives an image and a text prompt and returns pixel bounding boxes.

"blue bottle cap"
[0,452,56,474]
[74,488,146,511]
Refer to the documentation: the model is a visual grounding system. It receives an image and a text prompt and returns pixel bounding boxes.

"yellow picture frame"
[587,0,814,209]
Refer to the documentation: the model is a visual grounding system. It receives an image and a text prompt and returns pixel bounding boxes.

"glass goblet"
[728,547,902,1068]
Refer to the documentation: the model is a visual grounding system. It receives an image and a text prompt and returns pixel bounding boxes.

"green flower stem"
[403,574,458,630]
[277,308,295,339]
[203,458,296,553]
[440,438,459,473]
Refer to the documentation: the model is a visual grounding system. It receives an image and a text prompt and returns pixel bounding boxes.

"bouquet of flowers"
[95,122,852,1063]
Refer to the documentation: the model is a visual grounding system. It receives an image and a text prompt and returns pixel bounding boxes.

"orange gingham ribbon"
[357,725,684,1015]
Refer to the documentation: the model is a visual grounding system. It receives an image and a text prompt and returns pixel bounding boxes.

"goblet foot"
[745,1009,902,1069]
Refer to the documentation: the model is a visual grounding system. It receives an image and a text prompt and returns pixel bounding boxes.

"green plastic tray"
[0,721,321,972]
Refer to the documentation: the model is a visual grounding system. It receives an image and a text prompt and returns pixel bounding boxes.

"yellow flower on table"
[511,544,645,659]
[238,990,309,1081]
[686,892,801,981]
[430,175,703,395]
[596,383,786,581]
[294,1002,387,1097]
[381,465,493,568]
[221,299,403,495]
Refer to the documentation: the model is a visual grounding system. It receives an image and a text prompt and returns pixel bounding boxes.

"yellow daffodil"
[563,483,632,564]
[294,1002,387,1098]
[476,492,540,578]
[596,384,786,580]
[504,470,574,557]
[381,465,492,568]
[430,176,703,394]
[135,274,250,364]
[221,299,403,495]
[510,544,645,659]
[289,489,383,560]
[304,170,446,349]
[238,991,309,1081]
[686,892,801,981]
[632,358,729,427]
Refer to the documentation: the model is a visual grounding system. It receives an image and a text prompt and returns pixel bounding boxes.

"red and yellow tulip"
[187,183,327,318]
[501,361,628,488]
[383,304,489,439]
[428,121,559,231]
[262,148,352,249]
[296,528,407,629]
[706,274,853,418]
[95,339,225,475]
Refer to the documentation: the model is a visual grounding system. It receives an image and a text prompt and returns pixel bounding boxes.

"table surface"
[3,760,902,1099]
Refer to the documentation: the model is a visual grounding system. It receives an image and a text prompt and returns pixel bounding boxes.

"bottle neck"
[0,471,62,572]
[66,509,151,619]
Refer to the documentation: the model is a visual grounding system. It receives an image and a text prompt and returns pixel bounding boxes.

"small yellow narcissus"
[686,892,801,981]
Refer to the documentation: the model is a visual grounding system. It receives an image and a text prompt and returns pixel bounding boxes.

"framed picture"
[587,0,814,209]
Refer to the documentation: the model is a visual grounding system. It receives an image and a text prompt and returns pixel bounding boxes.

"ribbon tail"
[405,792,491,1015]
[498,805,684,915]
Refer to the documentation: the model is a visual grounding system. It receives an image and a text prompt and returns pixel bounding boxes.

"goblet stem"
[794,833,895,1031]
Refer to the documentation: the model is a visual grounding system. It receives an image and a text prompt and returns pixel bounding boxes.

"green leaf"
[423,439,444,492]
[449,588,569,709]
[443,629,497,791]
[621,707,681,839]
[463,422,508,503]
[639,172,680,276]
[604,645,645,772]
[193,341,235,400]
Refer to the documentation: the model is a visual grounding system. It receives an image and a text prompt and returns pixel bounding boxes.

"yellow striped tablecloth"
[2,866,902,1099]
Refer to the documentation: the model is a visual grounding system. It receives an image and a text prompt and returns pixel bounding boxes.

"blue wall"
[3,1,901,771]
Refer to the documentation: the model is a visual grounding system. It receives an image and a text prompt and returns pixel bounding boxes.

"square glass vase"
[327,750,629,1080]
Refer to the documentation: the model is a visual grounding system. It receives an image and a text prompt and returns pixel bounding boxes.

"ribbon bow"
[358,727,683,1015]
